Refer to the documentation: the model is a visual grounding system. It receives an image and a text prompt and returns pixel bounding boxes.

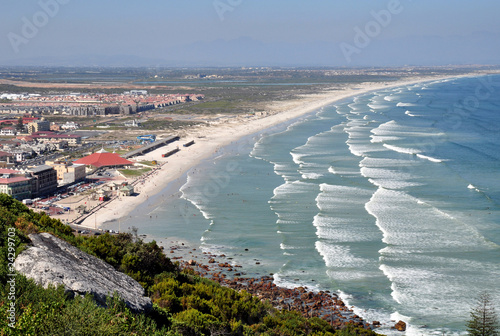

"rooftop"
[26,165,55,173]
[73,149,133,168]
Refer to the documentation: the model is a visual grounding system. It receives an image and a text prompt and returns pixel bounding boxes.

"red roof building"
[0,168,20,175]
[73,149,133,168]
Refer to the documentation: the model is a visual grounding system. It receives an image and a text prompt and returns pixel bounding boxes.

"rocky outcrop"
[14,233,152,313]
[394,320,407,331]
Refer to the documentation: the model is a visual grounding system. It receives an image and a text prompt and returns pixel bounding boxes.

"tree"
[467,292,499,336]
[16,117,24,131]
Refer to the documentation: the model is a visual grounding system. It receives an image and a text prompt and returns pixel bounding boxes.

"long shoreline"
[70,72,499,336]
[78,74,482,229]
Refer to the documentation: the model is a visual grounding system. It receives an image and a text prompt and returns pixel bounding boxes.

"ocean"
[115,75,500,335]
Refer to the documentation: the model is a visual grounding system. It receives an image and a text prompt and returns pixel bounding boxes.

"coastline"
[78,74,478,230]
[68,72,500,334]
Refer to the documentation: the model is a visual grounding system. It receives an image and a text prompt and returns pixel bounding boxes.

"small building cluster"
[0,137,82,168]
[93,181,135,201]
[0,148,136,200]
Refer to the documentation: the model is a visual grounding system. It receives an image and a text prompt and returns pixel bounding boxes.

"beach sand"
[76,75,469,229]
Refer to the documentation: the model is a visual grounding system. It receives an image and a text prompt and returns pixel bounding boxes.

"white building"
[129,90,148,95]
[8,150,32,162]
[61,122,79,130]
[0,127,17,136]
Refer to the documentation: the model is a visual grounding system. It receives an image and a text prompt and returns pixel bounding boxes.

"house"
[104,182,122,192]
[50,123,61,132]
[15,135,34,143]
[0,151,13,162]
[8,150,32,163]
[60,122,79,130]
[124,120,141,127]
[96,188,111,201]
[0,151,14,169]
[119,184,134,197]
[0,127,17,136]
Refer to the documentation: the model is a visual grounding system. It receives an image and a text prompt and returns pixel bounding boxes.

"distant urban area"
[0,86,207,225]
[0,90,203,116]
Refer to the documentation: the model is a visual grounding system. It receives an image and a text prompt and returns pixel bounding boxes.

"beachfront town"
[0,90,203,230]
[0,90,203,115]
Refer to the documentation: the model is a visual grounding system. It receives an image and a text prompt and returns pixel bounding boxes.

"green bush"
[0,274,165,335]
[172,308,224,335]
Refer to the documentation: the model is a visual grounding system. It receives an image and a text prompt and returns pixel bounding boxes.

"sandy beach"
[76,75,472,229]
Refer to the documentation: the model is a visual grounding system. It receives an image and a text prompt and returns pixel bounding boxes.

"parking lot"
[28,177,118,226]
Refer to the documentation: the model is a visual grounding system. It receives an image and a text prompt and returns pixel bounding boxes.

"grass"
[118,167,151,177]
[138,161,157,167]
[140,119,200,130]
[188,99,240,111]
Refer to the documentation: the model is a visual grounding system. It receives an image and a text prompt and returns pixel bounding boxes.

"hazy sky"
[2,0,500,67]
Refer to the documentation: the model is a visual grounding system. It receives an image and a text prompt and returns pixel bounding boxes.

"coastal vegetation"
[466,292,499,336]
[139,160,159,167]
[140,119,201,130]
[0,194,381,335]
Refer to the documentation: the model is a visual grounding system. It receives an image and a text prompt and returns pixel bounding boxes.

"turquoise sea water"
[115,75,500,335]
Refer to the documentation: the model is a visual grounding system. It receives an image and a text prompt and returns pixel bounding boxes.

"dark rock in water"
[14,233,152,313]
[394,320,407,331]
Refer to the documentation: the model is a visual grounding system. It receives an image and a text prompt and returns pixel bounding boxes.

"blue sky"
[2,0,500,67]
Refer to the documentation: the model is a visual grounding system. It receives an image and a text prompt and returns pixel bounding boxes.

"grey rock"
[14,232,152,313]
